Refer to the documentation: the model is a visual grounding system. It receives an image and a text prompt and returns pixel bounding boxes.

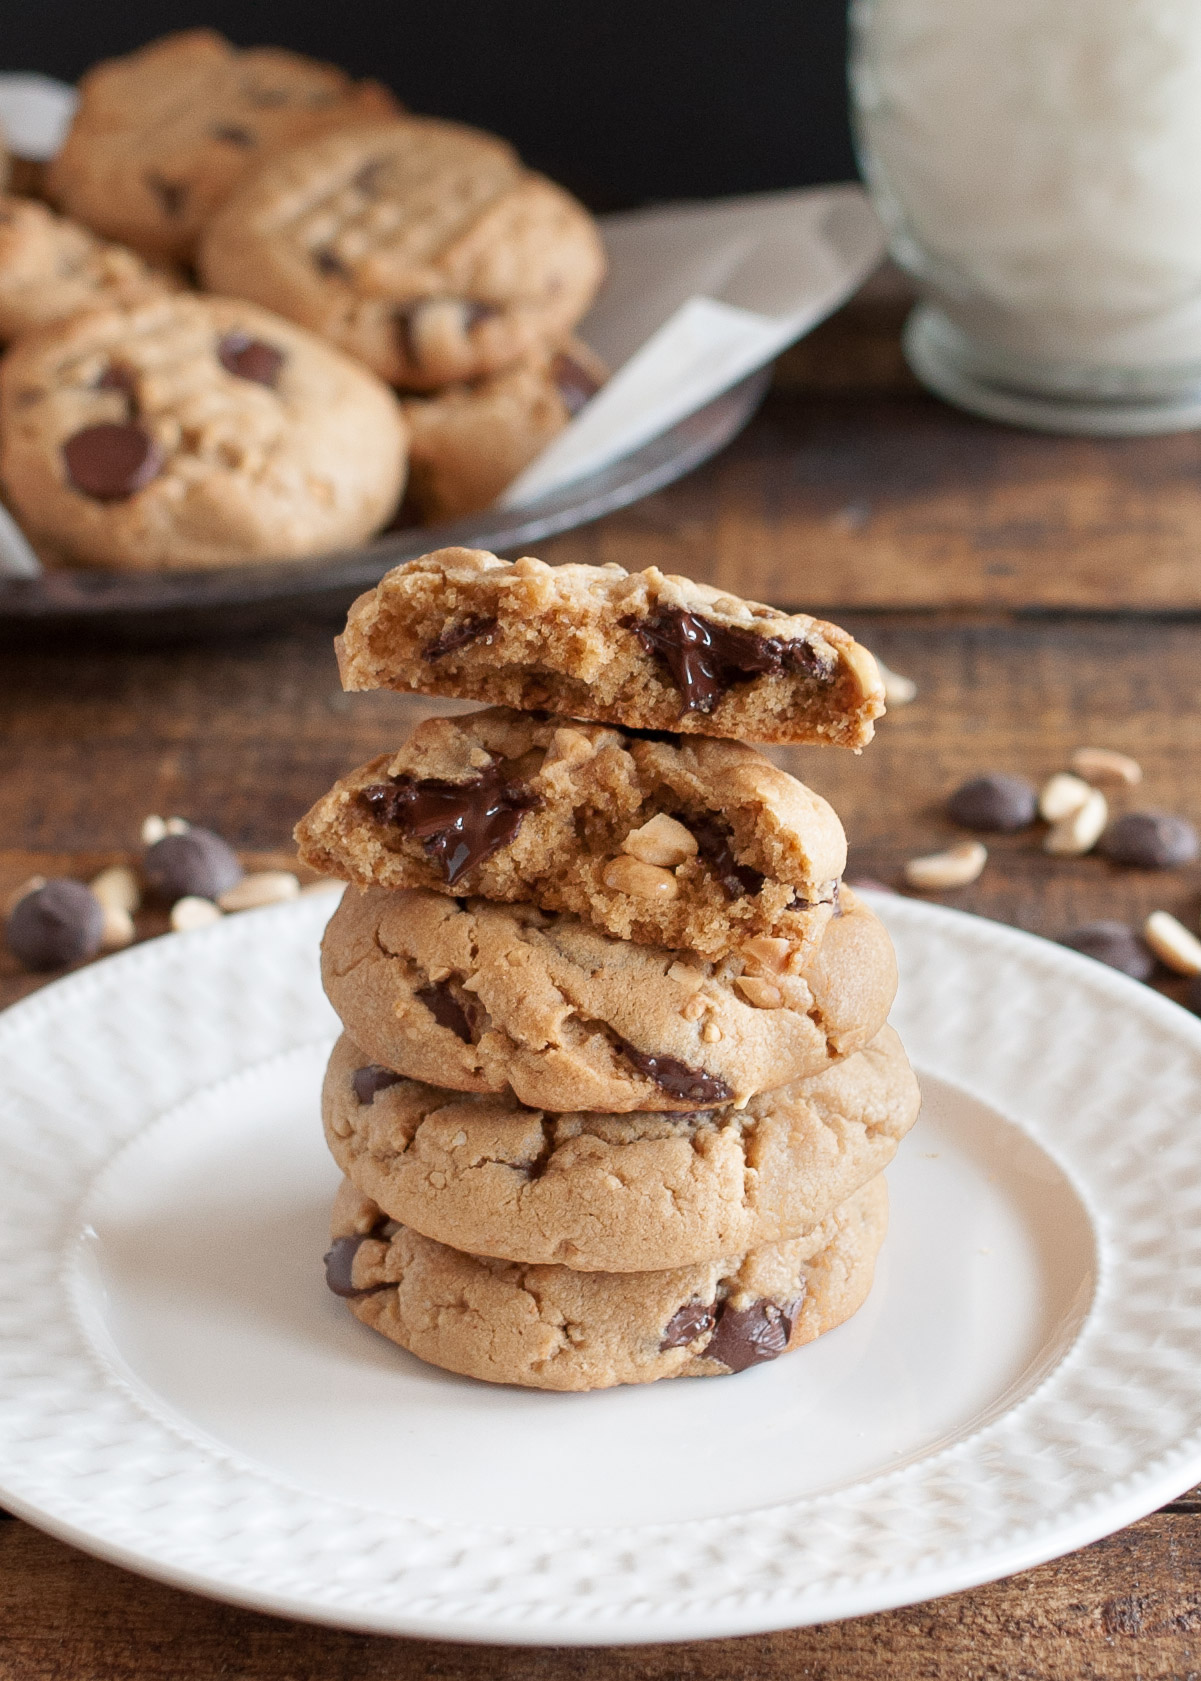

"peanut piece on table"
[874,658,917,706]
[904,841,987,890]
[170,896,222,932]
[1144,911,1201,975]
[1044,789,1107,855]
[99,903,135,950]
[1071,746,1143,787]
[1039,772,1092,824]
[90,864,141,915]
[217,871,300,912]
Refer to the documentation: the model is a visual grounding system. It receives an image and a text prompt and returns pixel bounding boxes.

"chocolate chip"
[684,811,765,899]
[62,423,164,501]
[352,1065,404,1105]
[6,879,104,970]
[622,608,833,715]
[313,247,348,277]
[424,615,498,661]
[211,123,255,146]
[552,351,602,416]
[143,828,243,902]
[1060,920,1155,981]
[946,774,1038,832]
[217,332,285,388]
[615,1040,733,1104]
[95,363,137,397]
[660,1298,717,1350]
[415,980,474,1043]
[145,173,187,216]
[358,767,541,886]
[1098,811,1200,869]
[705,1296,801,1373]
[323,1233,392,1298]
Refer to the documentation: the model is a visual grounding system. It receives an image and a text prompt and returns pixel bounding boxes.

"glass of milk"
[849,0,1201,434]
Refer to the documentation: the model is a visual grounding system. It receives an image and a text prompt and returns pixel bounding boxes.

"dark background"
[7,0,856,209]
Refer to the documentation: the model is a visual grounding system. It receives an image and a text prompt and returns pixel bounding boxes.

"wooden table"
[4,272,1201,1678]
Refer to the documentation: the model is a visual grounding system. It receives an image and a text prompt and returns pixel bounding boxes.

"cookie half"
[401,339,606,520]
[324,1024,918,1271]
[326,1174,888,1390]
[46,30,399,262]
[0,196,179,344]
[0,293,407,570]
[320,884,898,1113]
[335,548,885,747]
[296,708,845,960]
[199,119,606,390]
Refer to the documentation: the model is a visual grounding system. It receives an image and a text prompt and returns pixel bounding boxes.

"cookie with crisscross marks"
[199,118,606,389]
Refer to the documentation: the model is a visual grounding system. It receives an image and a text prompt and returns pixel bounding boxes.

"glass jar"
[849,0,1201,433]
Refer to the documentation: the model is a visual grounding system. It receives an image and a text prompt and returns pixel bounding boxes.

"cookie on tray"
[325,1174,887,1390]
[45,30,399,262]
[199,119,606,390]
[0,196,178,344]
[401,339,605,521]
[0,293,407,571]
[319,884,898,1113]
[324,1024,918,1271]
[295,708,846,960]
[334,548,885,747]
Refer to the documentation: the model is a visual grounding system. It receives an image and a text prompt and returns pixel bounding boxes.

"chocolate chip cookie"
[198,119,606,390]
[46,30,399,262]
[295,707,845,960]
[324,1024,917,1271]
[0,196,179,343]
[319,884,898,1113]
[335,548,885,747]
[326,1173,887,1390]
[401,339,606,520]
[0,293,407,570]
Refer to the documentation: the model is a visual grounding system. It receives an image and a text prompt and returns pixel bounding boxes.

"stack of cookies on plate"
[296,546,920,1390]
[0,30,607,572]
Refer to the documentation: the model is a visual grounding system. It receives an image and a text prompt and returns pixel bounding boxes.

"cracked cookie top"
[323,1024,918,1271]
[319,883,898,1113]
[334,547,885,747]
[46,29,400,262]
[199,119,605,389]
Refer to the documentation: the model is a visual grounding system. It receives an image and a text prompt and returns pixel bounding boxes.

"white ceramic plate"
[2,889,1201,1645]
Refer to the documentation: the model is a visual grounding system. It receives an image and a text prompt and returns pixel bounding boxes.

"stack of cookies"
[297,546,920,1390]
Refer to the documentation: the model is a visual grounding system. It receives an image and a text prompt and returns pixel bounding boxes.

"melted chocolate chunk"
[217,331,285,387]
[424,614,498,661]
[684,812,765,900]
[615,1041,733,1105]
[145,173,187,217]
[358,766,541,886]
[622,608,835,714]
[551,351,602,416]
[314,247,348,276]
[211,123,255,146]
[660,1298,717,1350]
[62,423,164,501]
[352,1064,404,1105]
[705,1295,802,1373]
[323,1232,392,1298]
[415,980,474,1043]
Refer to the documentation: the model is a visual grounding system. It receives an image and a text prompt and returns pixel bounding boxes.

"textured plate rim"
[1,893,1200,1644]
